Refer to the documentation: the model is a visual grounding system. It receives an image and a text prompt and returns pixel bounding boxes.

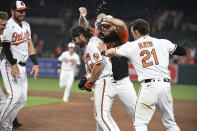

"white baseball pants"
[0,59,28,131]
[94,77,120,131]
[59,70,74,102]
[134,80,180,131]
[112,76,137,119]
[0,87,6,112]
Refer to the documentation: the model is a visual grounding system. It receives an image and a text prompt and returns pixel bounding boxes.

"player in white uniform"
[71,26,120,131]
[0,1,39,130]
[79,8,137,121]
[0,11,8,113]
[57,42,81,102]
[105,19,186,131]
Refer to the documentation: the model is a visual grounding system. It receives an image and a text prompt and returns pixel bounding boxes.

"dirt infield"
[14,91,197,131]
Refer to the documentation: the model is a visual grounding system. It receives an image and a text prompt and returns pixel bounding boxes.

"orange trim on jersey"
[12,39,28,46]
[93,60,103,66]
[101,79,111,131]
[0,61,13,120]
[115,28,129,43]
[170,44,177,54]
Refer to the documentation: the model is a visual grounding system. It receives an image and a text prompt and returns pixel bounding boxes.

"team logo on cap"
[21,1,24,6]
[93,53,100,61]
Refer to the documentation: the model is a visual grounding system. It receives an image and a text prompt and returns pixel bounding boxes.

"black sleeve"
[101,51,105,56]
[2,42,17,65]
[29,54,38,65]
[172,45,186,56]
[58,61,61,69]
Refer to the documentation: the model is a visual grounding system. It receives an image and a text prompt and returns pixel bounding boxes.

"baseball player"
[0,11,8,113]
[71,26,120,131]
[0,1,39,130]
[79,7,137,120]
[57,42,81,102]
[105,19,186,131]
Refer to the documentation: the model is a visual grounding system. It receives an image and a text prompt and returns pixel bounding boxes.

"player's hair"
[130,19,150,35]
[0,11,8,20]
[70,26,92,40]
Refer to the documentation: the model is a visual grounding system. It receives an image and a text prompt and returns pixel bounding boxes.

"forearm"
[88,63,103,83]
[58,61,61,69]
[172,45,186,56]
[28,40,36,55]
[2,42,17,65]
[105,18,127,32]
[79,16,89,27]
[105,48,116,57]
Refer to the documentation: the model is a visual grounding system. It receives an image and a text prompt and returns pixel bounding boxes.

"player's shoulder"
[5,18,14,28]
[88,36,102,46]
[158,38,172,45]
[22,21,30,27]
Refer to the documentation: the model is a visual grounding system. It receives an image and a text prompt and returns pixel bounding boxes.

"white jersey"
[0,35,2,61]
[58,51,81,72]
[84,36,112,79]
[1,18,31,62]
[116,36,176,82]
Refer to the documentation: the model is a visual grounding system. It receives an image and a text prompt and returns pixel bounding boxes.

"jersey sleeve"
[115,42,132,57]
[88,41,103,65]
[162,39,177,54]
[115,28,129,43]
[58,53,64,62]
[1,26,12,42]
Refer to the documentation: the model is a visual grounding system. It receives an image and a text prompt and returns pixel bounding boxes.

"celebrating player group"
[0,0,187,131]
[71,7,186,131]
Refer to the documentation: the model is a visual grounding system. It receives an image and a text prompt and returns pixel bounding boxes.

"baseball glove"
[78,76,92,91]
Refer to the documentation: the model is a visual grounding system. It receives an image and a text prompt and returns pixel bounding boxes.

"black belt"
[144,78,170,83]
[18,62,26,66]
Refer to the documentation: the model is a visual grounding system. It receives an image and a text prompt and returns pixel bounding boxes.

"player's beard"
[102,31,119,43]
[14,12,24,23]
[76,41,85,48]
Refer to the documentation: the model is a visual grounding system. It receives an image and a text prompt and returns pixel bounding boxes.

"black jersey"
[99,32,129,80]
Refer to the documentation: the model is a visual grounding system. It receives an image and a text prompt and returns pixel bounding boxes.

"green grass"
[1,77,197,100]
[27,77,91,94]
[25,96,62,108]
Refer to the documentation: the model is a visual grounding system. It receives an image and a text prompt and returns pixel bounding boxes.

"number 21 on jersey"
[140,48,159,68]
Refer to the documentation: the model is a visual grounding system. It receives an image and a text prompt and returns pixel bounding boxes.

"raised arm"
[78,7,91,28]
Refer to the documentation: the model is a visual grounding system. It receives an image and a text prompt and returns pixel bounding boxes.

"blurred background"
[1,0,197,84]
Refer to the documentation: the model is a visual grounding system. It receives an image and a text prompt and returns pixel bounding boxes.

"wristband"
[29,54,38,65]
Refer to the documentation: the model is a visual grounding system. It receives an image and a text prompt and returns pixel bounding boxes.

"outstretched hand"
[31,65,39,79]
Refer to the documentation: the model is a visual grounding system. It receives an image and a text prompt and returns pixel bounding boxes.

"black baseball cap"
[11,0,29,10]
